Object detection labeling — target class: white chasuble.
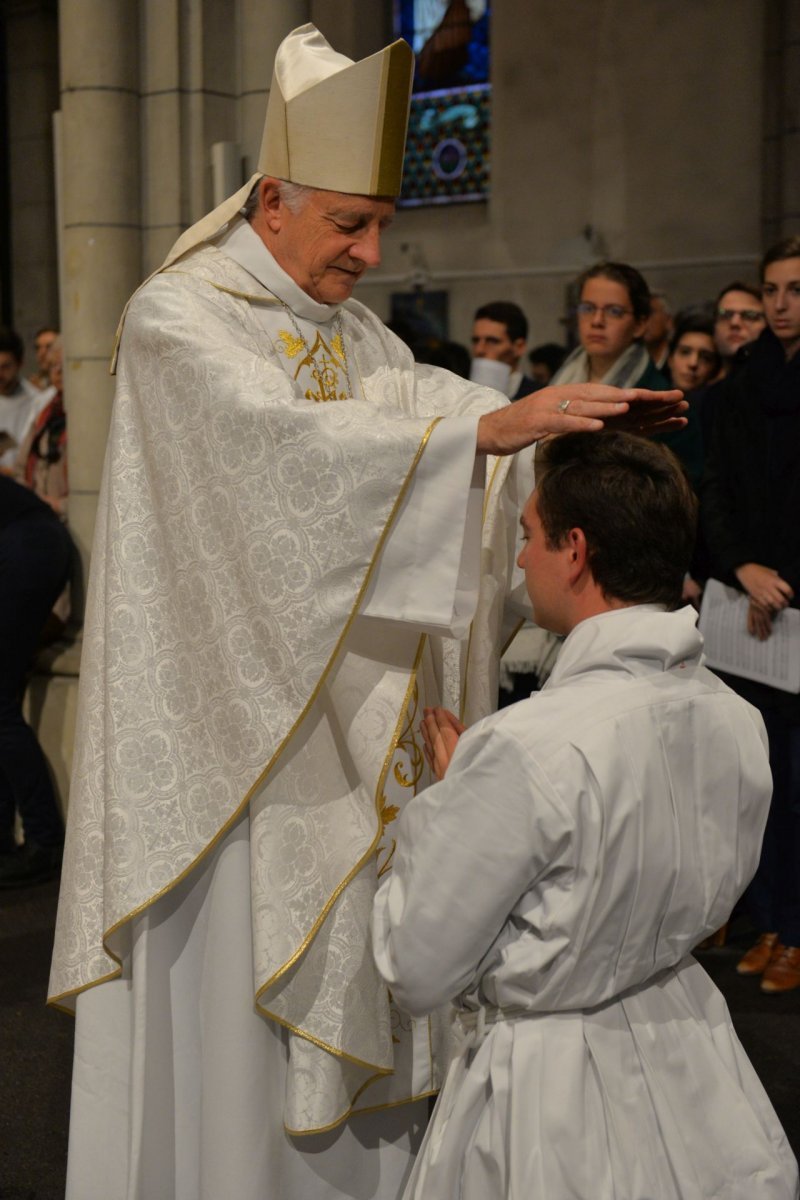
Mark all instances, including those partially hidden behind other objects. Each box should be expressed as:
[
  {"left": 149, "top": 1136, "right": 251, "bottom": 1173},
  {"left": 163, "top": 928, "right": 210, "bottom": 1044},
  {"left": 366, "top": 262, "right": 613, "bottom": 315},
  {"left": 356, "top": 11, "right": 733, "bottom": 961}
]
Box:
[{"left": 51, "top": 218, "right": 524, "bottom": 1195}]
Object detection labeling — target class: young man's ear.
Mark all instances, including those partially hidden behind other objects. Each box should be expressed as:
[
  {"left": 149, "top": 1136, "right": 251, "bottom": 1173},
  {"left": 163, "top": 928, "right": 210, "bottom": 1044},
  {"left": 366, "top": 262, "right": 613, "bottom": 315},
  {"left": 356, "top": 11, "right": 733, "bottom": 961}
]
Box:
[{"left": 565, "top": 527, "right": 589, "bottom": 581}]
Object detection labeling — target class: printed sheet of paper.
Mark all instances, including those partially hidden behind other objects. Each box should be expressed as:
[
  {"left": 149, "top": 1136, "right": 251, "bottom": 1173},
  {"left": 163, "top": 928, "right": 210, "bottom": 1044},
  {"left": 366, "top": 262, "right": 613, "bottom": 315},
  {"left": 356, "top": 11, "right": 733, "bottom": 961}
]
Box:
[{"left": 699, "top": 578, "right": 800, "bottom": 693}]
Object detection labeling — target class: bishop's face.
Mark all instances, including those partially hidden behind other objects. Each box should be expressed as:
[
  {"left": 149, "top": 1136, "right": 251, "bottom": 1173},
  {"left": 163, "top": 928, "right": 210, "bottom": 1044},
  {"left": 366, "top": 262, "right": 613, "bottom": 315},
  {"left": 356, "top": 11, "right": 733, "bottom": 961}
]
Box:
[{"left": 272, "top": 189, "right": 396, "bottom": 305}]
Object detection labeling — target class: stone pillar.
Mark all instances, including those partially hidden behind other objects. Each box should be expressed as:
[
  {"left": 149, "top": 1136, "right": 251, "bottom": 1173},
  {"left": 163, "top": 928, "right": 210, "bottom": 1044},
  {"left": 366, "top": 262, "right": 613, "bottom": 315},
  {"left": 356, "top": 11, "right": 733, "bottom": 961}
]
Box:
[
  {"left": 59, "top": 0, "right": 141, "bottom": 585},
  {"left": 763, "top": 0, "right": 800, "bottom": 242},
  {"left": 239, "top": 0, "right": 311, "bottom": 174},
  {"left": 139, "top": 0, "right": 183, "bottom": 271},
  {"left": 4, "top": 0, "right": 59, "bottom": 350},
  {"left": 309, "top": 0, "right": 390, "bottom": 59}
]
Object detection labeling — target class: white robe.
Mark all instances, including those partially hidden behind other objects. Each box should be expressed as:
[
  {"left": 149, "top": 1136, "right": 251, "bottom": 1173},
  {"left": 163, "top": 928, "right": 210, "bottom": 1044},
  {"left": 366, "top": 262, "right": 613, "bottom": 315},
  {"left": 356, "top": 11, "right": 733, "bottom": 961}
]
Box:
[
  {"left": 52, "top": 221, "right": 531, "bottom": 1198},
  {"left": 373, "top": 605, "right": 799, "bottom": 1199},
  {"left": 0, "top": 375, "right": 48, "bottom": 467}
]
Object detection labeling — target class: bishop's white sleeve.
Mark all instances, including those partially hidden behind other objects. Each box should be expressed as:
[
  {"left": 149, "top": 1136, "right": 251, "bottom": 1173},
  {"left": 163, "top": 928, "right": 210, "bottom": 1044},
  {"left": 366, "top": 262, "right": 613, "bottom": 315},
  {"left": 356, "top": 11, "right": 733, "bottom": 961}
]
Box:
[
  {"left": 359, "top": 416, "right": 485, "bottom": 638},
  {"left": 371, "top": 720, "right": 571, "bottom": 1016},
  {"left": 503, "top": 445, "right": 536, "bottom": 620}
]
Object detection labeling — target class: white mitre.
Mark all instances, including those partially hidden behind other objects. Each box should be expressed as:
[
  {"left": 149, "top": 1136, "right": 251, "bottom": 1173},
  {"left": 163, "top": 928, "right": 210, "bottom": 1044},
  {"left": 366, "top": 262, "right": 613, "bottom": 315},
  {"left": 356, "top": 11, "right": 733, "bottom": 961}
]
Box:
[
  {"left": 111, "top": 24, "right": 413, "bottom": 370},
  {"left": 161, "top": 24, "right": 413, "bottom": 270}
]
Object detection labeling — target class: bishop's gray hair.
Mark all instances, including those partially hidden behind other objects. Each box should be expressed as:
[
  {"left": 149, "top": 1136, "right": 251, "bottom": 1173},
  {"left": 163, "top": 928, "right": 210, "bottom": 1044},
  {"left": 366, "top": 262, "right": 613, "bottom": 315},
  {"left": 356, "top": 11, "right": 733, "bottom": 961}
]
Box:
[{"left": 242, "top": 179, "right": 314, "bottom": 221}]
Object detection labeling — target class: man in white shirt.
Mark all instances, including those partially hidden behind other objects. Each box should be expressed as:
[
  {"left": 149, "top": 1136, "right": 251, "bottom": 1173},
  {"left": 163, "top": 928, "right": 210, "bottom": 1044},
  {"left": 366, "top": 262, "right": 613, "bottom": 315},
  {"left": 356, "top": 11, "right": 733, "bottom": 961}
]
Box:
[
  {"left": 0, "top": 328, "right": 47, "bottom": 469},
  {"left": 470, "top": 300, "right": 540, "bottom": 399},
  {"left": 374, "top": 431, "right": 798, "bottom": 1199}
]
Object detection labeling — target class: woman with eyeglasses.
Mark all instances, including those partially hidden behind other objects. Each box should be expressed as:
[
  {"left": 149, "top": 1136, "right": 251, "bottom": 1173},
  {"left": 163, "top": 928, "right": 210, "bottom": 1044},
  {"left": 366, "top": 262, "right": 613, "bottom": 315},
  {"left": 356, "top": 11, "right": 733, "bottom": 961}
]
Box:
[
  {"left": 552, "top": 262, "right": 703, "bottom": 485},
  {"left": 701, "top": 235, "right": 800, "bottom": 994}
]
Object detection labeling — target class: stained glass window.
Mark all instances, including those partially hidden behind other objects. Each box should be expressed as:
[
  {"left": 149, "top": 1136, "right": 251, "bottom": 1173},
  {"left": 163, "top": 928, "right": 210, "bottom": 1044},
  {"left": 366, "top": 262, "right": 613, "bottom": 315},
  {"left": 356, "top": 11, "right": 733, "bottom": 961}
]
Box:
[{"left": 394, "top": 0, "right": 490, "bottom": 207}]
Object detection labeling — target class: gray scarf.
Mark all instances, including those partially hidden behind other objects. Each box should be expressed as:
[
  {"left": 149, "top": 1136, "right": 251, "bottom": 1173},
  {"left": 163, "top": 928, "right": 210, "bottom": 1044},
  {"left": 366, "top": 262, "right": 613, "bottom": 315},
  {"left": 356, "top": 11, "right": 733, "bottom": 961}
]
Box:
[{"left": 551, "top": 340, "right": 651, "bottom": 388}]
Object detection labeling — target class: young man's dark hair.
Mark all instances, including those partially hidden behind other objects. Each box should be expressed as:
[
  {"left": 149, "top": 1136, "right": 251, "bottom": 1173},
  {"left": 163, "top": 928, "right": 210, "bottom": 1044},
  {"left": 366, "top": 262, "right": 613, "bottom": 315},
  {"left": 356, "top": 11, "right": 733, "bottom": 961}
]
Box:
[
  {"left": 528, "top": 341, "right": 567, "bottom": 378},
  {"left": 535, "top": 431, "right": 697, "bottom": 610},
  {"left": 575, "top": 261, "right": 651, "bottom": 322},
  {"left": 668, "top": 313, "right": 717, "bottom": 354},
  {"left": 0, "top": 327, "right": 24, "bottom": 363},
  {"left": 714, "top": 279, "right": 762, "bottom": 308},
  {"left": 760, "top": 235, "right": 800, "bottom": 279},
  {"left": 473, "top": 300, "right": 528, "bottom": 344}
]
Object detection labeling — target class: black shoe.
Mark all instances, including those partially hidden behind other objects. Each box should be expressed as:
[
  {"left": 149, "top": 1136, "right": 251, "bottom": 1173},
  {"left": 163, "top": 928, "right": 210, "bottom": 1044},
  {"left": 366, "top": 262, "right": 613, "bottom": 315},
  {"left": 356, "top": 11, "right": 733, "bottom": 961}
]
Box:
[{"left": 0, "top": 841, "right": 63, "bottom": 888}]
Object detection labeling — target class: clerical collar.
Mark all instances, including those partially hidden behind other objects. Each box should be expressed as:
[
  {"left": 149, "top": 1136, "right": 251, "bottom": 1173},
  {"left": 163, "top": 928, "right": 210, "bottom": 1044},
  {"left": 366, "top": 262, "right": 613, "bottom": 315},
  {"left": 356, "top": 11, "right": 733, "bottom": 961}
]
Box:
[{"left": 215, "top": 218, "right": 340, "bottom": 324}]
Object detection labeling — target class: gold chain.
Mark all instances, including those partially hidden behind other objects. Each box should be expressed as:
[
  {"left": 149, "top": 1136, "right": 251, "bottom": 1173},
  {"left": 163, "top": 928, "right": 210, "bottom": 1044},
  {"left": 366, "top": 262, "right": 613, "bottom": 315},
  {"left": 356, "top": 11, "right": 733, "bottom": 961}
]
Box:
[{"left": 278, "top": 300, "right": 353, "bottom": 400}]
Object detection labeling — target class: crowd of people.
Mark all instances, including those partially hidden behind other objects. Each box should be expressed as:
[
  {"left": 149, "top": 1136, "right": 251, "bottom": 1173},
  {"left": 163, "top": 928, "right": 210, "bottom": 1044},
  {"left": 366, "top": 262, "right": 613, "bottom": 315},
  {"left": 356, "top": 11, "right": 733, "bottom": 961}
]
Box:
[
  {"left": 0, "top": 19, "right": 795, "bottom": 1200},
  {"left": 401, "top": 243, "right": 800, "bottom": 998}
]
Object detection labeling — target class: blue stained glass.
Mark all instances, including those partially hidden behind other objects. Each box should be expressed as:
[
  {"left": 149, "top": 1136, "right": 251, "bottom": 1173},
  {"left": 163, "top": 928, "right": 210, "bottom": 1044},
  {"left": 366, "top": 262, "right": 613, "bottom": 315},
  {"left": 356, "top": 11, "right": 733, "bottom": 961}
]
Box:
[{"left": 393, "top": 1, "right": 491, "bottom": 207}]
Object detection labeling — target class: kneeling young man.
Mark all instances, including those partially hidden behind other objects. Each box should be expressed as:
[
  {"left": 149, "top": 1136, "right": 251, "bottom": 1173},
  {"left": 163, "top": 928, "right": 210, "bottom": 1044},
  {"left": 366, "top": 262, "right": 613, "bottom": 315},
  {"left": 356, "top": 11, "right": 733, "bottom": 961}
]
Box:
[{"left": 372, "top": 432, "right": 798, "bottom": 1199}]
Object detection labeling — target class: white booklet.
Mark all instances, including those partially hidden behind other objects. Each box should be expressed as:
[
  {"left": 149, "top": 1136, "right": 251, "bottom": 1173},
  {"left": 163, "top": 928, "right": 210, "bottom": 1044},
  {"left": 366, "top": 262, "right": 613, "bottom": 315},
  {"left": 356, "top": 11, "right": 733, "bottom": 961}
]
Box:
[{"left": 698, "top": 578, "right": 800, "bottom": 693}]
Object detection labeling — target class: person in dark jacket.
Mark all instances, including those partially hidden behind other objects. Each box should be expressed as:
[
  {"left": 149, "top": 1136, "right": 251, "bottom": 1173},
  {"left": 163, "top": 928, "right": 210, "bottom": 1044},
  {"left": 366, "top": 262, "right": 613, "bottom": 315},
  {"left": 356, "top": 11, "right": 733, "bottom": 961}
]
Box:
[
  {"left": 700, "top": 235, "right": 800, "bottom": 991},
  {"left": 0, "top": 474, "right": 72, "bottom": 886}
]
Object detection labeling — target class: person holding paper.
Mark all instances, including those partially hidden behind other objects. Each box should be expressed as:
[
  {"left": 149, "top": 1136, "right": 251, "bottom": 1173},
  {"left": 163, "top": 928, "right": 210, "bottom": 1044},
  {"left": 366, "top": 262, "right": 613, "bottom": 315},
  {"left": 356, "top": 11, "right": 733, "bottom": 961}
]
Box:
[{"left": 701, "top": 235, "right": 800, "bottom": 992}]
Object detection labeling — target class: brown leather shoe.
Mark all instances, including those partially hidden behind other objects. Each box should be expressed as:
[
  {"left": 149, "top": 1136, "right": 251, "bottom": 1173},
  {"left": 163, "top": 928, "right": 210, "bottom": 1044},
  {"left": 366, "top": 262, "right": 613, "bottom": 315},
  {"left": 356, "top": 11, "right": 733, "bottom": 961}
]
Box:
[
  {"left": 736, "top": 932, "right": 781, "bottom": 976},
  {"left": 761, "top": 945, "right": 800, "bottom": 993}
]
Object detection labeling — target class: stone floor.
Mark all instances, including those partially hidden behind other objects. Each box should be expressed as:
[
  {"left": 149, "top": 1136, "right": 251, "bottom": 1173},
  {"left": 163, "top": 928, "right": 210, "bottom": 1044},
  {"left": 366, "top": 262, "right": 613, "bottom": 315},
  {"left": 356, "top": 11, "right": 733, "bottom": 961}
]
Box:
[{"left": 1, "top": 881, "right": 798, "bottom": 1199}]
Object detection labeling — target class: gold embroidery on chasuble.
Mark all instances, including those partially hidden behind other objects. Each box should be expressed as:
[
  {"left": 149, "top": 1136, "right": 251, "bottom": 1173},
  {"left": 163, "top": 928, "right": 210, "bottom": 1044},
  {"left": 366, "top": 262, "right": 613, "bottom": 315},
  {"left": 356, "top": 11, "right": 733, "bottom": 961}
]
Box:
[
  {"left": 377, "top": 682, "right": 425, "bottom": 879},
  {"left": 277, "top": 328, "right": 350, "bottom": 403}
]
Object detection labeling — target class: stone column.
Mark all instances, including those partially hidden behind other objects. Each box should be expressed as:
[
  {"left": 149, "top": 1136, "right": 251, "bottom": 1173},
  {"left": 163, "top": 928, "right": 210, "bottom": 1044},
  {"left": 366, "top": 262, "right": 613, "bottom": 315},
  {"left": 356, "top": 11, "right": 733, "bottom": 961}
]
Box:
[
  {"left": 309, "top": 0, "right": 390, "bottom": 60},
  {"left": 4, "top": 0, "right": 59, "bottom": 349},
  {"left": 763, "top": 0, "right": 800, "bottom": 242},
  {"left": 239, "top": 0, "right": 311, "bottom": 174},
  {"left": 59, "top": 0, "right": 141, "bottom": 585}
]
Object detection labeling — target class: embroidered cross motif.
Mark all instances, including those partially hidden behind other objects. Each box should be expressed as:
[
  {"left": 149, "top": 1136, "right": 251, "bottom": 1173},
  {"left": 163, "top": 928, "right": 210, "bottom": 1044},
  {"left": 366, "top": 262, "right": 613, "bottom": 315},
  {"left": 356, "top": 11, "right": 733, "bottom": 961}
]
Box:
[{"left": 280, "top": 329, "right": 350, "bottom": 403}]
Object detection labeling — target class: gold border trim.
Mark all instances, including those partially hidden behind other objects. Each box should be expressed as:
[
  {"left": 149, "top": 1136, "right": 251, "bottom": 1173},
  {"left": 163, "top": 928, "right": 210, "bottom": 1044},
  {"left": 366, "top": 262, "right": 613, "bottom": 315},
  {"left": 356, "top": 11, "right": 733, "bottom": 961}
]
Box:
[
  {"left": 206, "top": 280, "right": 282, "bottom": 305},
  {"left": 48, "top": 417, "right": 443, "bottom": 1011},
  {"left": 256, "top": 635, "right": 432, "bottom": 1130},
  {"left": 500, "top": 616, "right": 525, "bottom": 658},
  {"left": 286, "top": 1085, "right": 438, "bottom": 1138},
  {"left": 254, "top": 631, "right": 426, "bottom": 1013},
  {"left": 482, "top": 454, "right": 505, "bottom": 523},
  {"left": 350, "top": 1088, "right": 438, "bottom": 1121},
  {"left": 460, "top": 454, "right": 507, "bottom": 720},
  {"left": 253, "top": 1005, "right": 394, "bottom": 1073}
]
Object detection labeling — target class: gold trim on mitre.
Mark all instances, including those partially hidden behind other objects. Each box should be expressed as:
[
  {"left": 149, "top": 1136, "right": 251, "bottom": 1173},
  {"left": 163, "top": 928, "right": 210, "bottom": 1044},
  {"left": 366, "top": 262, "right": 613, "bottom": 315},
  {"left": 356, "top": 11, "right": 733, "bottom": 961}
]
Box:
[{"left": 258, "top": 24, "right": 412, "bottom": 197}]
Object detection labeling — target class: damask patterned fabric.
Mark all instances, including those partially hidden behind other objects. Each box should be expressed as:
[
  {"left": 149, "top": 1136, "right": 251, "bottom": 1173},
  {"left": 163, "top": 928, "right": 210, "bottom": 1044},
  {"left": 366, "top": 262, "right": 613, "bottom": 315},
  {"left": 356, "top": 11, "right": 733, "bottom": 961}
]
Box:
[{"left": 50, "top": 231, "right": 521, "bottom": 1134}]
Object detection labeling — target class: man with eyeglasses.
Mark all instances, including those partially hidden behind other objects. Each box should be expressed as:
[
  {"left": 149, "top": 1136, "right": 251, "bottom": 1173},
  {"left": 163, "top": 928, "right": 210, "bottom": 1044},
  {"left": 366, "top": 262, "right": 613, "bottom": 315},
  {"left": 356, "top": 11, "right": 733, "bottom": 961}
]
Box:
[
  {"left": 693, "top": 282, "right": 766, "bottom": 452},
  {"left": 713, "top": 281, "right": 765, "bottom": 376}
]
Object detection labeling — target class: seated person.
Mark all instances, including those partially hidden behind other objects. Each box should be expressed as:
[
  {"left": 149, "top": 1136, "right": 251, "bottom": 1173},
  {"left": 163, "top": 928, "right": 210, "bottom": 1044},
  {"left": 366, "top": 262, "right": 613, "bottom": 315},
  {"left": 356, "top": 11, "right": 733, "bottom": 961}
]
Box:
[
  {"left": 372, "top": 430, "right": 797, "bottom": 1200},
  {"left": 16, "top": 335, "right": 68, "bottom": 516},
  {"left": 0, "top": 327, "right": 47, "bottom": 470},
  {"left": 28, "top": 326, "right": 58, "bottom": 391}
]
